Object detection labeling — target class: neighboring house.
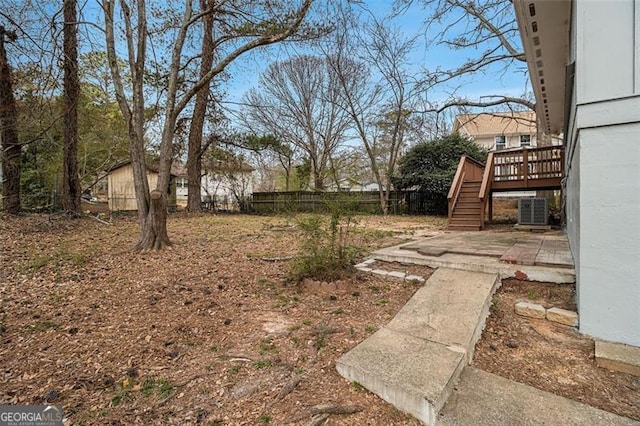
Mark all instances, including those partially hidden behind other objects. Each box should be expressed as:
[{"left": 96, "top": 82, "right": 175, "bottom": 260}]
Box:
[
  {"left": 327, "top": 178, "right": 380, "bottom": 192},
  {"left": 106, "top": 161, "right": 177, "bottom": 211},
  {"left": 454, "top": 112, "right": 548, "bottom": 198},
  {"left": 170, "top": 161, "right": 255, "bottom": 210},
  {"left": 172, "top": 164, "right": 189, "bottom": 206},
  {"left": 201, "top": 159, "right": 255, "bottom": 211},
  {"left": 453, "top": 111, "right": 538, "bottom": 151},
  {"left": 514, "top": 0, "right": 640, "bottom": 347}
]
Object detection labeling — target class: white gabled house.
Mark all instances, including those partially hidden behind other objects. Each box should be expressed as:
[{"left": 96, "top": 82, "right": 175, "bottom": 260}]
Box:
[
  {"left": 173, "top": 160, "right": 255, "bottom": 211},
  {"left": 453, "top": 111, "right": 539, "bottom": 151},
  {"left": 514, "top": 0, "right": 640, "bottom": 346}
]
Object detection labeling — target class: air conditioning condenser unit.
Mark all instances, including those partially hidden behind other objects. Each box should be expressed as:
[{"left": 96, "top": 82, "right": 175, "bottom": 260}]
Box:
[{"left": 518, "top": 198, "right": 548, "bottom": 225}]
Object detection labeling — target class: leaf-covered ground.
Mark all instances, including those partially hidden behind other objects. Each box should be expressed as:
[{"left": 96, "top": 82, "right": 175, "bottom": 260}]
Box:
[
  {"left": 474, "top": 279, "right": 640, "bottom": 421},
  {"left": 0, "top": 213, "right": 444, "bottom": 425}
]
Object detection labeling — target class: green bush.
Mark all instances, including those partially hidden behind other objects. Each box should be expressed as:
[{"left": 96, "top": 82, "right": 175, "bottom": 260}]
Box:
[
  {"left": 392, "top": 133, "right": 488, "bottom": 199},
  {"left": 289, "top": 202, "right": 362, "bottom": 282}
]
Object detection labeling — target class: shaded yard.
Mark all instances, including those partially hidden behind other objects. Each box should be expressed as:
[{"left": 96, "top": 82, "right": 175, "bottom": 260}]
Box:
[
  {"left": 0, "top": 213, "right": 442, "bottom": 425},
  {"left": 3, "top": 212, "right": 634, "bottom": 424}
]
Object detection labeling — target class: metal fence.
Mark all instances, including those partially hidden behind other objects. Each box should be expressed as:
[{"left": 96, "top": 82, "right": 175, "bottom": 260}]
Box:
[{"left": 250, "top": 190, "right": 447, "bottom": 215}]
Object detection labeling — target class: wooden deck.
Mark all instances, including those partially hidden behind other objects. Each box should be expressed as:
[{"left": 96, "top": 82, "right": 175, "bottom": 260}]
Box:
[
  {"left": 448, "top": 146, "right": 564, "bottom": 230},
  {"left": 491, "top": 147, "right": 564, "bottom": 191}
]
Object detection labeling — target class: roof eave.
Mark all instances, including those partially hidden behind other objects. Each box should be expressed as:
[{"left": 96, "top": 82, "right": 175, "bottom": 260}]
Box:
[{"left": 514, "top": 0, "right": 571, "bottom": 135}]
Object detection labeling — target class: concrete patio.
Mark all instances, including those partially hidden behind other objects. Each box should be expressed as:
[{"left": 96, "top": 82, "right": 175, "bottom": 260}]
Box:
[
  {"left": 335, "top": 229, "right": 640, "bottom": 425},
  {"left": 370, "top": 229, "right": 575, "bottom": 283}
]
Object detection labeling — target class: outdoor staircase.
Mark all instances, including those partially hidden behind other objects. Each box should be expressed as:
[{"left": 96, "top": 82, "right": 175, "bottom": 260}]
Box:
[
  {"left": 448, "top": 180, "right": 483, "bottom": 231},
  {"left": 447, "top": 147, "right": 565, "bottom": 231}
]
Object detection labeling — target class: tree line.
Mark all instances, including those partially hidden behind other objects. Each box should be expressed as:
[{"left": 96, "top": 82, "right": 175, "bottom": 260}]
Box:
[{"left": 1, "top": 0, "right": 533, "bottom": 250}]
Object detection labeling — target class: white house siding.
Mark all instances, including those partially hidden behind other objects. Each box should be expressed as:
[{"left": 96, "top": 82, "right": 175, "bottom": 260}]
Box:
[
  {"left": 575, "top": 0, "right": 638, "bottom": 103},
  {"left": 473, "top": 134, "right": 538, "bottom": 151},
  {"left": 564, "top": 0, "right": 640, "bottom": 346},
  {"left": 176, "top": 177, "right": 188, "bottom": 204},
  {"left": 576, "top": 125, "right": 640, "bottom": 346},
  {"left": 201, "top": 172, "right": 254, "bottom": 210}
]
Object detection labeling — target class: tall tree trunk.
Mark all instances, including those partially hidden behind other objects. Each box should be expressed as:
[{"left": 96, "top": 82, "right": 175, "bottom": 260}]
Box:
[
  {"left": 186, "top": 0, "right": 214, "bottom": 213},
  {"left": 62, "top": 0, "right": 81, "bottom": 213},
  {"left": 284, "top": 168, "right": 290, "bottom": 191},
  {"left": 103, "top": 0, "right": 313, "bottom": 250},
  {"left": 313, "top": 172, "right": 324, "bottom": 191},
  {"left": 0, "top": 27, "right": 20, "bottom": 214},
  {"left": 136, "top": 189, "right": 170, "bottom": 250}
]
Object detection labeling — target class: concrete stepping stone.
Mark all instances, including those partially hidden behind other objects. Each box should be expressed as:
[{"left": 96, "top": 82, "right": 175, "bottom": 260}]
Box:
[
  {"left": 336, "top": 268, "right": 500, "bottom": 425},
  {"left": 399, "top": 242, "right": 429, "bottom": 251},
  {"left": 371, "top": 243, "right": 575, "bottom": 284},
  {"left": 596, "top": 340, "right": 640, "bottom": 377},
  {"left": 500, "top": 240, "right": 542, "bottom": 265},
  {"left": 337, "top": 327, "right": 465, "bottom": 425},
  {"left": 386, "top": 268, "right": 499, "bottom": 357},
  {"left": 535, "top": 238, "right": 574, "bottom": 268}
]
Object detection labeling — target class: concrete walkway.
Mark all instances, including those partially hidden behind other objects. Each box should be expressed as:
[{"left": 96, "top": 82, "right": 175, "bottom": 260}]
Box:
[
  {"left": 337, "top": 268, "right": 500, "bottom": 425},
  {"left": 336, "top": 230, "right": 638, "bottom": 425},
  {"left": 439, "top": 367, "right": 638, "bottom": 425}
]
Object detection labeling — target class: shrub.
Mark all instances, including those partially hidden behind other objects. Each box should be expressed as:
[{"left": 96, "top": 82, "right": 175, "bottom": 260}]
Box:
[
  {"left": 289, "top": 201, "right": 361, "bottom": 282},
  {"left": 392, "top": 133, "right": 488, "bottom": 200}
]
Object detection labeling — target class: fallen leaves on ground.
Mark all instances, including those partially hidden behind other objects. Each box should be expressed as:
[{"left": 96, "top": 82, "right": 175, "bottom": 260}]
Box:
[
  {"left": 474, "top": 279, "right": 640, "bottom": 421},
  {"left": 0, "top": 212, "right": 441, "bottom": 425}
]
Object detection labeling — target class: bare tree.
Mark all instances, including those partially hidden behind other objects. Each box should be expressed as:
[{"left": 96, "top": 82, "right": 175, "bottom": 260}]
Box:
[
  {"left": 61, "top": 0, "right": 81, "bottom": 214},
  {"left": 241, "top": 134, "right": 296, "bottom": 191},
  {"left": 0, "top": 26, "right": 20, "bottom": 213},
  {"left": 395, "top": 0, "right": 535, "bottom": 113},
  {"left": 244, "top": 55, "right": 351, "bottom": 190},
  {"left": 325, "top": 15, "right": 416, "bottom": 213},
  {"left": 103, "top": 0, "right": 313, "bottom": 250}
]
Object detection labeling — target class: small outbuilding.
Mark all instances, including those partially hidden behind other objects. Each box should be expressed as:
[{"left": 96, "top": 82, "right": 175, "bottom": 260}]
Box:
[{"left": 106, "top": 161, "right": 177, "bottom": 211}]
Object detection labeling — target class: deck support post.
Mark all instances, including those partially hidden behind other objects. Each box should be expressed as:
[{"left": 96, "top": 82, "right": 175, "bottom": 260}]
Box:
[
  {"left": 488, "top": 194, "right": 493, "bottom": 222},
  {"left": 523, "top": 149, "right": 529, "bottom": 187}
]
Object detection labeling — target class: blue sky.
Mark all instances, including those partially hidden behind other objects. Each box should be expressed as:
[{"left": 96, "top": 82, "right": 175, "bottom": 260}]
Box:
[{"left": 221, "top": 0, "right": 530, "bottom": 114}]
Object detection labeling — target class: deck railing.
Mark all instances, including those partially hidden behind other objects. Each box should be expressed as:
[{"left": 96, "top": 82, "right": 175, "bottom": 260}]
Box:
[
  {"left": 479, "top": 151, "right": 495, "bottom": 228},
  {"left": 493, "top": 146, "right": 564, "bottom": 185}
]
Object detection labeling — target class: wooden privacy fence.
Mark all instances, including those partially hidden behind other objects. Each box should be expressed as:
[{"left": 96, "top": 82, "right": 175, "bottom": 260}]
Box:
[{"left": 250, "top": 190, "right": 447, "bottom": 215}]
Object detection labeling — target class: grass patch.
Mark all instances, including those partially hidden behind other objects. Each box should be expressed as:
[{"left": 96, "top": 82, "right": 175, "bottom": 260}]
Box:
[
  {"left": 253, "top": 360, "right": 272, "bottom": 369},
  {"left": 352, "top": 381, "right": 365, "bottom": 391},
  {"left": 28, "top": 320, "right": 58, "bottom": 332},
  {"left": 258, "top": 413, "right": 271, "bottom": 424},
  {"left": 140, "top": 377, "right": 173, "bottom": 399},
  {"left": 258, "top": 338, "right": 277, "bottom": 355}
]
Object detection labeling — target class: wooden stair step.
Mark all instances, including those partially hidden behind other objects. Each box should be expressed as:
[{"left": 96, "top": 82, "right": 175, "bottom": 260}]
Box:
[
  {"left": 451, "top": 215, "right": 482, "bottom": 221},
  {"left": 448, "top": 224, "right": 482, "bottom": 231},
  {"left": 454, "top": 209, "right": 481, "bottom": 215}
]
